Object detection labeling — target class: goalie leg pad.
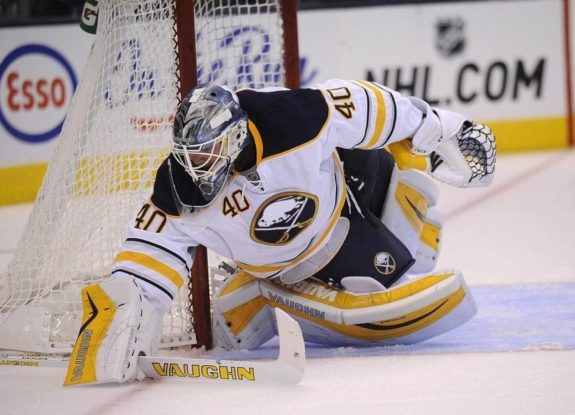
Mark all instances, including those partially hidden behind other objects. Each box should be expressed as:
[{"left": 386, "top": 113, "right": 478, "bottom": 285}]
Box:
[
  {"left": 212, "top": 271, "right": 276, "bottom": 350},
  {"left": 260, "top": 270, "right": 476, "bottom": 346},
  {"left": 410, "top": 207, "right": 442, "bottom": 274},
  {"left": 380, "top": 166, "right": 439, "bottom": 262},
  {"left": 211, "top": 269, "right": 476, "bottom": 349},
  {"left": 64, "top": 277, "right": 161, "bottom": 386}
]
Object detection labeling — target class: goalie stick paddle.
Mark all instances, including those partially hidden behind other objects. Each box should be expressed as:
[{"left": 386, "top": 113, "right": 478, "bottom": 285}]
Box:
[
  {"left": 0, "top": 308, "right": 306, "bottom": 385},
  {"left": 139, "top": 308, "right": 305, "bottom": 384}
]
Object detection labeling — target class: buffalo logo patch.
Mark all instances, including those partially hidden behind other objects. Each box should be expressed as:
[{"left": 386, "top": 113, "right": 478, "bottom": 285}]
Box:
[
  {"left": 374, "top": 252, "right": 396, "bottom": 275},
  {"left": 251, "top": 192, "right": 318, "bottom": 245}
]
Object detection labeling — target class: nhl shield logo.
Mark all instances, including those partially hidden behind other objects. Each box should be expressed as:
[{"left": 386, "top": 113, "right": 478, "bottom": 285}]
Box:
[
  {"left": 251, "top": 192, "right": 318, "bottom": 245},
  {"left": 436, "top": 17, "right": 465, "bottom": 58},
  {"left": 374, "top": 252, "right": 396, "bottom": 275}
]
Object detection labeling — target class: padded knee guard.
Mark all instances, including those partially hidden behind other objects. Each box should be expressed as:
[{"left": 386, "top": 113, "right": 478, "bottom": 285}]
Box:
[
  {"left": 380, "top": 166, "right": 442, "bottom": 274},
  {"left": 212, "top": 272, "right": 276, "bottom": 350}
]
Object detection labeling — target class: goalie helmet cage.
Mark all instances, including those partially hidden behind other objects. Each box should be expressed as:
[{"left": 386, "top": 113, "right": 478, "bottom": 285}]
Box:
[{"left": 0, "top": 0, "right": 300, "bottom": 354}]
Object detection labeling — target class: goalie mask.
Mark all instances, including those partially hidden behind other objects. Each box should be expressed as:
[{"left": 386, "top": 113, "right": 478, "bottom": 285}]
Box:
[{"left": 171, "top": 84, "right": 248, "bottom": 205}]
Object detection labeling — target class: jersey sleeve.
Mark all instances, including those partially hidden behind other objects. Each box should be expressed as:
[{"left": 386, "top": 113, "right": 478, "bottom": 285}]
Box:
[
  {"left": 312, "top": 79, "right": 425, "bottom": 150},
  {"left": 111, "top": 170, "right": 199, "bottom": 312}
]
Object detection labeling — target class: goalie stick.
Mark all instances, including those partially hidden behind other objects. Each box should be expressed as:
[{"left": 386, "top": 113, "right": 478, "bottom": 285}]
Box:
[{"left": 0, "top": 308, "right": 306, "bottom": 385}]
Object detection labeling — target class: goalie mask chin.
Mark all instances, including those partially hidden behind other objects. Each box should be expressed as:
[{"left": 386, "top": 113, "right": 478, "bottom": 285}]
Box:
[{"left": 171, "top": 84, "right": 248, "bottom": 207}]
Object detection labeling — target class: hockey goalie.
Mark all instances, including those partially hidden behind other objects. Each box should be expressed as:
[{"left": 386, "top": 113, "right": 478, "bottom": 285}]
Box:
[{"left": 64, "top": 80, "right": 496, "bottom": 385}]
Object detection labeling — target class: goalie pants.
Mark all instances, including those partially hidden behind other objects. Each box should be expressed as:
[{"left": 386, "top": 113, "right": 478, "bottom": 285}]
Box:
[{"left": 313, "top": 149, "right": 415, "bottom": 289}]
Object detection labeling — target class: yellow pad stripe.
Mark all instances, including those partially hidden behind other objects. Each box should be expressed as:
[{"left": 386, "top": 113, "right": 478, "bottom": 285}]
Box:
[
  {"left": 115, "top": 251, "right": 184, "bottom": 288},
  {"left": 64, "top": 285, "right": 116, "bottom": 386},
  {"left": 223, "top": 296, "right": 268, "bottom": 336},
  {"left": 420, "top": 221, "right": 440, "bottom": 251},
  {"left": 265, "top": 272, "right": 454, "bottom": 310},
  {"left": 271, "top": 285, "right": 465, "bottom": 341},
  {"left": 220, "top": 272, "right": 258, "bottom": 296},
  {"left": 396, "top": 182, "right": 428, "bottom": 233}
]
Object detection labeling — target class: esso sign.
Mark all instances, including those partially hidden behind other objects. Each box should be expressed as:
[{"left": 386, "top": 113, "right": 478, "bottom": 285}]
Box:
[
  {"left": 0, "top": 44, "right": 77, "bottom": 143},
  {"left": 6, "top": 72, "right": 67, "bottom": 110}
]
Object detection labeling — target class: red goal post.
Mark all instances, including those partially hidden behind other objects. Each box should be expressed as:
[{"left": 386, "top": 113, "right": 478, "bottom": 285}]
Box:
[{"left": 176, "top": 0, "right": 300, "bottom": 350}]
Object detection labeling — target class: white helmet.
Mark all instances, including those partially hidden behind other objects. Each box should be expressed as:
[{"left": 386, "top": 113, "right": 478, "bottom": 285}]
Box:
[{"left": 171, "top": 84, "right": 248, "bottom": 203}]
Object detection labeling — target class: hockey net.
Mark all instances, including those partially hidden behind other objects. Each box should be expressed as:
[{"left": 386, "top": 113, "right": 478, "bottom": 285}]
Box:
[{"left": 0, "top": 0, "right": 298, "bottom": 355}]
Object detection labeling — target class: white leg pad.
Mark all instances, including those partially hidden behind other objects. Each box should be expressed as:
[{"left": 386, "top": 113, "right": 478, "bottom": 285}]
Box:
[
  {"left": 212, "top": 272, "right": 276, "bottom": 350},
  {"left": 261, "top": 269, "right": 477, "bottom": 346},
  {"left": 381, "top": 167, "right": 439, "bottom": 258},
  {"left": 210, "top": 269, "right": 476, "bottom": 349},
  {"left": 410, "top": 207, "right": 443, "bottom": 274},
  {"left": 340, "top": 276, "right": 387, "bottom": 293}
]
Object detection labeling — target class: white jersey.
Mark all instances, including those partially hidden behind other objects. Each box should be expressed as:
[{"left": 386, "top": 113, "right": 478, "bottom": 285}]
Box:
[{"left": 112, "top": 80, "right": 424, "bottom": 304}]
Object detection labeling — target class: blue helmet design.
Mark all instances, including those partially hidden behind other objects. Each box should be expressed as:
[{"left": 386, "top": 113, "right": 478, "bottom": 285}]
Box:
[{"left": 171, "top": 84, "right": 248, "bottom": 204}]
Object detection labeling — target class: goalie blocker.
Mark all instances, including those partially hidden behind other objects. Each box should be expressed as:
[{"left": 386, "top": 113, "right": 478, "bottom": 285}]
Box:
[{"left": 213, "top": 269, "right": 476, "bottom": 349}]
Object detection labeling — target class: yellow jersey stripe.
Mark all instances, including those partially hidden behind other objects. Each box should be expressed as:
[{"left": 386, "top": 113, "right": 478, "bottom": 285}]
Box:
[
  {"left": 247, "top": 120, "right": 264, "bottom": 164},
  {"left": 114, "top": 251, "right": 184, "bottom": 288},
  {"left": 353, "top": 80, "right": 387, "bottom": 149}
]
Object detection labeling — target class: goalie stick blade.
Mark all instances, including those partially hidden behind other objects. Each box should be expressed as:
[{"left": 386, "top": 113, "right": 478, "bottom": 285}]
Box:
[
  {"left": 275, "top": 307, "right": 305, "bottom": 377},
  {"left": 138, "top": 308, "right": 306, "bottom": 384},
  {"left": 0, "top": 309, "right": 306, "bottom": 385},
  {"left": 0, "top": 354, "right": 70, "bottom": 368}
]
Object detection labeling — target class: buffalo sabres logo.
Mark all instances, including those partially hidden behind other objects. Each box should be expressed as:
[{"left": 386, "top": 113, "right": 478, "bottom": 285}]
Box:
[
  {"left": 251, "top": 192, "right": 318, "bottom": 245},
  {"left": 374, "top": 252, "right": 396, "bottom": 275}
]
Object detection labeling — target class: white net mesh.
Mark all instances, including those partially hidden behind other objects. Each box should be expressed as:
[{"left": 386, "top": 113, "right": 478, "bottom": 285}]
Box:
[
  {"left": 195, "top": 0, "right": 285, "bottom": 88},
  {"left": 0, "top": 0, "right": 288, "bottom": 354}
]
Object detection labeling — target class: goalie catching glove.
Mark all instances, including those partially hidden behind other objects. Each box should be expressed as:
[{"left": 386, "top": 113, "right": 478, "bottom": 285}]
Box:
[
  {"left": 64, "top": 277, "right": 162, "bottom": 386},
  {"left": 390, "top": 97, "right": 496, "bottom": 188}
]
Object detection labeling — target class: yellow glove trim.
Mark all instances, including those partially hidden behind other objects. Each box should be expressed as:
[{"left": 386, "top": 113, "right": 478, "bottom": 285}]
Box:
[
  {"left": 64, "top": 284, "right": 116, "bottom": 386},
  {"left": 387, "top": 140, "right": 429, "bottom": 171}
]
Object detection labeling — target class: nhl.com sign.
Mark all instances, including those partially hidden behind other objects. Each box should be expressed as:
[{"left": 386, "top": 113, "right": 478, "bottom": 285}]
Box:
[{"left": 0, "top": 44, "right": 77, "bottom": 143}]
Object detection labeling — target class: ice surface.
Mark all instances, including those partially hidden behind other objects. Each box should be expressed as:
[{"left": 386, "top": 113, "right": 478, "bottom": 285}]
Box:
[{"left": 1, "top": 149, "right": 574, "bottom": 414}]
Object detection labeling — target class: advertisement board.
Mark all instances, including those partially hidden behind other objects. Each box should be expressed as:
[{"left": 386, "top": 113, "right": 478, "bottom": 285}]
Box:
[
  {"left": 0, "top": 25, "right": 93, "bottom": 163},
  {"left": 298, "top": 0, "right": 568, "bottom": 152},
  {"left": 0, "top": 25, "right": 93, "bottom": 203},
  {"left": 0, "top": 1, "right": 572, "bottom": 205}
]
